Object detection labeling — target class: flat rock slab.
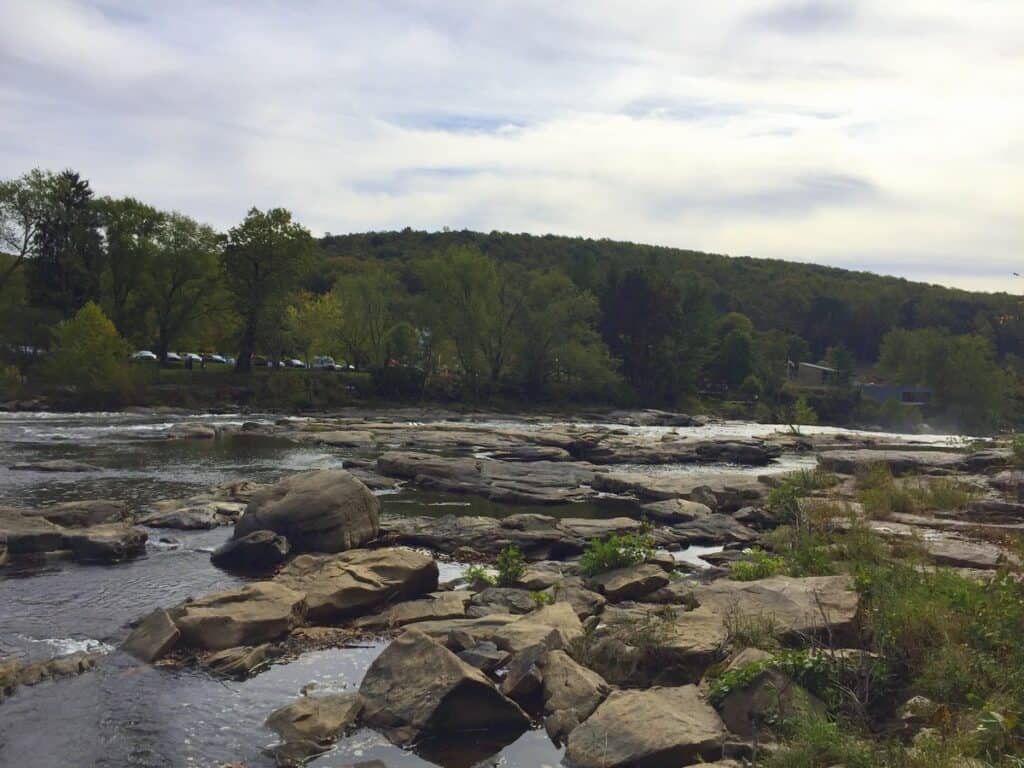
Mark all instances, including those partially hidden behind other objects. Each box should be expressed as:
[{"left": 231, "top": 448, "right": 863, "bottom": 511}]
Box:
[
  {"left": 171, "top": 582, "right": 307, "bottom": 651},
  {"left": 587, "top": 563, "right": 670, "bottom": 602},
  {"left": 266, "top": 692, "right": 363, "bottom": 745},
  {"left": 566, "top": 685, "right": 727, "bottom": 768},
  {"left": 817, "top": 449, "right": 966, "bottom": 476},
  {"left": 592, "top": 472, "right": 767, "bottom": 512},
  {"left": 492, "top": 602, "right": 584, "bottom": 654},
  {"left": 354, "top": 591, "right": 471, "bottom": 630},
  {"left": 22, "top": 500, "right": 130, "bottom": 527}
]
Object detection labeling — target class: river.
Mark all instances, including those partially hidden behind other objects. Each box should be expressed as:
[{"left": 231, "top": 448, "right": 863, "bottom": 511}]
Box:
[{"left": 0, "top": 411, "right": 959, "bottom": 767}]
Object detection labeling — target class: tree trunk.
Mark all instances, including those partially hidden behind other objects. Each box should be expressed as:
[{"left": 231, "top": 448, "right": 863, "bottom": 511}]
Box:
[{"left": 236, "top": 320, "right": 256, "bottom": 373}]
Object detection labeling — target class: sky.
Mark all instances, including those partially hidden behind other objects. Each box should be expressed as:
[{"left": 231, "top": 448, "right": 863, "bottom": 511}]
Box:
[{"left": 1, "top": 1, "right": 1022, "bottom": 292}]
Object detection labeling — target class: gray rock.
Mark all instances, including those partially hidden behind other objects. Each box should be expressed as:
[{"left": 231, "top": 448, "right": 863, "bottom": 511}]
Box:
[
  {"left": 587, "top": 563, "right": 670, "bottom": 602},
  {"left": 457, "top": 641, "right": 510, "bottom": 673},
  {"left": 23, "top": 500, "right": 130, "bottom": 527},
  {"left": 540, "top": 650, "right": 610, "bottom": 742},
  {"left": 353, "top": 591, "right": 471, "bottom": 630},
  {"left": 203, "top": 643, "right": 284, "bottom": 679},
  {"left": 641, "top": 498, "right": 713, "bottom": 523},
  {"left": 122, "top": 608, "right": 181, "bottom": 662},
  {"left": 64, "top": 524, "right": 147, "bottom": 563},
  {"left": 234, "top": 470, "right": 380, "bottom": 554},
  {"left": 171, "top": 582, "right": 307, "bottom": 651},
  {"left": 211, "top": 530, "right": 290, "bottom": 572}
]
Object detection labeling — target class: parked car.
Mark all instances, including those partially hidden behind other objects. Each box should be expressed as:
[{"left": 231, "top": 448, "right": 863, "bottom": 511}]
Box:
[
  {"left": 165, "top": 352, "right": 182, "bottom": 363},
  {"left": 284, "top": 358, "right": 306, "bottom": 368},
  {"left": 182, "top": 353, "right": 203, "bottom": 363},
  {"left": 131, "top": 350, "right": 157, "bottom": 361},
  {"left": 223, "top": 356, "right": 236, "bottom": 366},
  {"left": 202, "top": 353, "right": 227, "bottom": 364},
  {"left": 312, "top": 356, "right": 337, "bottom": 370}
]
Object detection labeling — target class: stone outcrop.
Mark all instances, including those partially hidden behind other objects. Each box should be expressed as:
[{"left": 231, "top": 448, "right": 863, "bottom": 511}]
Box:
[
  {"left": 233, "top": 469, "right": 380, "bottom": 553},
  {"left": 276, "top": 547, "right": 438, "bottom": 624},
  {"left": 122, "top": 608, "right": 181, "bottom": 662},
  {"left": 265, "top": 691, "right": 363, "bottom": 752},
  {"left": 817, "top": 449, "right": 966, "bottom": 476},
  {"left": 540, "top": 650, "right": 610, "bottom": 742},
  {"left": 170, "top": 582, "right": 307, "bottom": 651},
  {"left": 359, "top": 628, "right": 530, "bottom": 745},
  {"left": 586, "top": 563, "right": 670, "bottom": 602},
  {"left": 491, "top": 602, "right": 584, "bottom": 653},
  {"left": 0, "top": 507, "right": 147, "bottom": 563},
  {"left": 592, "top": 471, "right": 767, "bottom": 512},
  {"left": 565, "top": 685, "right": 727, "bottom": 768}
]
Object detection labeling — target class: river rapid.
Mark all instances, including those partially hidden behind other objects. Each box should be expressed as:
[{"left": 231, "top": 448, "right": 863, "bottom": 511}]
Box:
[{"left": 0, "top": 411, "right": 962, "bottom": 767}]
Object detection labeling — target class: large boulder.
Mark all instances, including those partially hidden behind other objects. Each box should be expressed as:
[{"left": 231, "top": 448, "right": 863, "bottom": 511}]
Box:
[
  {"left": 492, "top": 602, "right": 584, "bottom": 654},
  {"left": 171, "top": 582, "right": 306, "bottom": 651},
  {"left": 275, "top": 547, "right": 438, "bottom": 623},
  {"left": 122, "top": 608, "right": 181, "bottom": 662},
  {"left": 541, "top": 650, "right": 610, "bottom": 742},
  {"left": 211, "top": 530, "right": 290, "bottom": 572},
  {"left": 587, "top": 563, "right": 670, "bottom": 602},
  {"left": 234, "top": 470, "right": 379, "bottom": 553},
  {"left": 0, "top": 507, "right": 65, "bottom": 554},
  {"left": 359, "top": 629, "right": 530, "bottom": 745},
  {"left": 566, "top": 685, "right": 727, "bottom": 768},
  {"left": 716, "top": 667, "right": 825, "bottom": 741},
  {"left": 64, "top": 524, "right": 147, "bottom": 563}
]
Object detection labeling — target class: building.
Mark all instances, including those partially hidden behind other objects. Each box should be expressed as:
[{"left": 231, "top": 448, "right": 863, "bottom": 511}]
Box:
[
  {"left": 860, "top": 384, "right": 932, "bottom": 406},
  {"left": 792, "top": 362, "right": 840, "bottom": 387}
]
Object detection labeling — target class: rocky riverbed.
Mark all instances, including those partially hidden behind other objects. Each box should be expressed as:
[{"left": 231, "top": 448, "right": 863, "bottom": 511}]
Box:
[{"left": 0, "top": 409, "right": 1008, "bottom": 767}]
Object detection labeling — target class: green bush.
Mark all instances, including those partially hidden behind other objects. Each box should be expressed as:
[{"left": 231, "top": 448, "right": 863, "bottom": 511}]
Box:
[
  {"left": 0, "top": 365, "right": 22, "bottom": 400},
  {"left": 730, "top": 549, "right": 786, "bottom": 581},
  {"left": 578, "top": 533, "right": 654, "bottom": 576},
  {"left": 463, "top": 564, "right": 495, "bottom": 587},
  {"left": 495, "top": 544, "right": 526, "bottom": 586},
  {"left": 761, "top": 715, "right": 876, "bottom": 768}
]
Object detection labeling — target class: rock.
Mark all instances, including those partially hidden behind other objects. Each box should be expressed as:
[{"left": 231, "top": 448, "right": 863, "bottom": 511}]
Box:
[
  {"left": 641, "top": 498, "right": 713, "bottom": 523},
  {"left": 492, "top": 603, "right": 584, "bottom": 654},
  {"left": 659, "top": 515, "right": 760, "bottom": 546},
  {"left": 266, "top": 692, "right": 363, "bottom": 745},
  {"left": 565, "top": 685, "right": 727, "bottom": 768},
  {"left": 380, "top": 514, "right": 584, "bottom": 560},
  {"left": 469, "top": 587, "right": 537, "bottom": 616},
  {"left": 23, "top": 500, "right": 130, "bottom": 527},
  {"left": 359, "top": 628, "right": 530, "bottom": 745},
  {"left": 817, "top": 449, "right": 965, "bottom": 476},
  {"left": 540, "top": 650, "right": 610, "bottom": 742},
  {"left": 168, "top": 422, "right": 218, "bottom": 439},
  {"left": 8, "top": 459, "right": 100, "bottom": 472},
  {"left": 122, "top": 608, "right": 181, "bottom": 662},
  {"left": 276, "top": 548, "right": 438, "bottom": 623},
  {"left": 691, "top": 574, "right": 860, "bottom": 643},
  {"left": 560, "top": 517, "right": 644, "bottom": 541},
  {"left": 0, "top": 507, "right": 65, "bottom": 554},
  {"left": 65, "top": 524, "right": 147, "bottom": 563},
  {"left": 587, "top": 563, "right": 670, "bottom": 602},
  {"left": 457, "top": 641, "right": 511, "bottom": 673},
  {"left": 171, "top": 582, "right": 306, "bottom": 651},
  {"left": 203, "top": 643, "right": 284, "bottom": 679},
  {"left": 1, "top": 656, "right": 24, "bottom": 701},
  {"left": 545, "top": 578, "right": 606, "bottom": 619},
  {"left": 234, "top": 470, "right": 379, "bottom": 554},
  {"left": 18, "top": 651, "right": 99, "bottom": 686},
  {"left": 593, "top": 471, "right": 767, "bottom": 512},
  {"left": 716, "top": 668, "right": 826, "bottom": 740},
  {"left": 353, "top": 591, "right": 471, "bottom": 630},
  {"left": 138, "top": 500, "right": 242, "bottom": 530},
  {"left": 499, "top": 644, "right": 548, "bottom": 704},
  {"left": 410, "top": 614, "right": 520, "bottom": 647},
  {"left": 376, "top": 451, "right": 600, "bottom": 505},
  {"left": 211, "top": 530, "right": 290, "bottom": 572}
]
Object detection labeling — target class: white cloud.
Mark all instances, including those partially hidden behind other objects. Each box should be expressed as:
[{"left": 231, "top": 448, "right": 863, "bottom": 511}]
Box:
[{"left": 0, "top": 0, "right": 1021, "bottom": 291}]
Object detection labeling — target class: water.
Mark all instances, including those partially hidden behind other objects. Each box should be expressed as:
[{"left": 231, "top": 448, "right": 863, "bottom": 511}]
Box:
[{"left": 0, "top": 411, "right": 966, "bottom": 767}]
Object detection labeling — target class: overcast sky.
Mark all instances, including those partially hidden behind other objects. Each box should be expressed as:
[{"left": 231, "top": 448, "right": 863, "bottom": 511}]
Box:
[{"left": 2, "top": 1, "right": 1021, "bottom": 292}]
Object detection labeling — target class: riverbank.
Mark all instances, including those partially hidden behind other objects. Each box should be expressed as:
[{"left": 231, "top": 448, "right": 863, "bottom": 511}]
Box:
[{"left": 0, "top": 411, "right": 1018, "bottom": 767}]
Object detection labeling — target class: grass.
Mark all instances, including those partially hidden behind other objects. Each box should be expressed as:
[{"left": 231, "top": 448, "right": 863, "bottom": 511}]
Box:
[
  {"left": 578, "top": 532, "right": 655, "bottom": 576},
  {"left": 857, "top": 463, "right": 980, "bottom": 518},
  {"left": 730, "top": 549, "right": 786, "bottom": 581}
]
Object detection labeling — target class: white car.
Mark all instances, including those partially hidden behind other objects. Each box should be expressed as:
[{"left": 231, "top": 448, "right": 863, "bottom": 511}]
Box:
[
  {"left": 182, "top": 353, "right": 203, "bottom": 363},
  {"left": 312, "top": 356, "right": 337, "bottom": 370},
  {"left": 131, "top": 350, "right": 157, "bottom": 361},
  {"left": 284, "top": 358, "right": 306, "bottom": 368},
  {"left": 203, "top": 353, "right": 227, "bottom": 364},
  {"left": 165, "top": 352, "right": 182, "bottom": 363}
]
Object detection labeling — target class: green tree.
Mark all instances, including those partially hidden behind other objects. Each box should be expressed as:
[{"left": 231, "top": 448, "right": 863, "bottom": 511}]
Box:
[
  {"left": 222, "top": 208, "right": 315, "bottom": 372},
  {"left": 144, "top": 212, "right": 224, "bottom": 362},
  {"left": 27, "top": 170, "right": 103, "bottom": 318},
  {"left": 824, "top": 344, "right": 855, "bottom": 387},
  {"left": 285, "top": 291, "right": 344, "bottom": 362},
  {"left": 334, "top": 267, "right": 408, "bottom": 369},
  {"left": 0, "top": 168, "right": 53, "bottom": 291},
  {"left": 96, "top": 196, "right": 163, "bottom": 336},
  {"left": 44, "top": 301, "right": 133, "bottom": 396}
]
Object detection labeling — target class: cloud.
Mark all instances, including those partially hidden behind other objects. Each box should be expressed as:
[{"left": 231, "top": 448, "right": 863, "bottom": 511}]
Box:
[{"left": 0, "top": 0, "right": 1021, "bottom": 292}]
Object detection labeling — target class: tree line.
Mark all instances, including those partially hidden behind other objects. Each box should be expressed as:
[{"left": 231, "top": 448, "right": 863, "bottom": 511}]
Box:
[{"left": 0, "top": 168, "right": 1018, "bottom": 429}]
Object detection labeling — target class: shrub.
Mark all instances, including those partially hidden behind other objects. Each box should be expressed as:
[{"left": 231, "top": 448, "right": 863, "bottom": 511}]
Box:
[
  {"left": 0, "top": 365, "right": 22, "bottom": 400},
  {"left": 730, "top": 549, "right": 786, "bottom": 581},
  {"left": 495, "top": 544, "right": 526, "bottom": 586},
  {"left": 857, "top": 463, "right": 917, "bottom": 518},
  {"left": 463, "top": 564, "right": 495, "bottom": 587},
  {"left": 761, "top": 715, "right": 876, "bottom": 768},
  {"left": 1012, "top": 434, "right": 1024, "bottom": 468},
  {"left": 578, "top": 533, "right": 654, "bottom": 576}
]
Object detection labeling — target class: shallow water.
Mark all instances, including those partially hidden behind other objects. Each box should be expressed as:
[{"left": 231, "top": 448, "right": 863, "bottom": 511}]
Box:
[{"left": 0, "top": 411, "right": 965, "bottom": 767}]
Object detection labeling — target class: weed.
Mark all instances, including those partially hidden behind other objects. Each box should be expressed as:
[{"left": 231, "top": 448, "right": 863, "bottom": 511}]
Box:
[
  {"left": 529, "top": 590, "right": 554, "bottom": 608},
  {"left": 463, "top": 564, "right": 495, "bottom": 587},
  {"left": 723, "top": 605, "right": 780, "bottom": 650},
  {"left": 495, "top": 544, "right": 526, "bottom": 586},
  {"left": 578, "top": 533, "right": 654, "bottom": 576},
  {"left": 730, "top": 549, "right": 786, "bottom": 581}
]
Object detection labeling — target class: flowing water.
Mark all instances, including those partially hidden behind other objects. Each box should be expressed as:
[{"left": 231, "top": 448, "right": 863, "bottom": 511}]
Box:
[{"left": 0, "top": 411, "right": 960, "bottom": 767}]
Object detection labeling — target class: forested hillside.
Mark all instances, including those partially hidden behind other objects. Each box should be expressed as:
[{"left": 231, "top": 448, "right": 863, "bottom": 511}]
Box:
[{"left": 1, "top": 169, "right": 1019, "bottom": 429}]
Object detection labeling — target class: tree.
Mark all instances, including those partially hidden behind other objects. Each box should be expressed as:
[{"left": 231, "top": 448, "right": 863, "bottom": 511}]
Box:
[
  {"left": 285, "top": 291, "right": 344, "bottom": 362},
  {"left": 27, "top": 170, "right": 103, "bottom": 318},
  {"left": 824, "top": 344, "right": 855, "bottom": 387},
  {"left": 44, "top": 301, "right": 132, "bottom": 396},
  {"left": 144, "top": 212, "right": 224, "bottom": 362},
  {"left": 418, "top": 247, "right": 525, "bottom": 396},
  {"left": 515, "top": 269, "right": 619, "bottom": 399},
  {"left": 222, "top": 208, "right": 315, "bottom": 372},
  {"left": 97, "top": 196, "right": 163, "bottom": 336},
  {"left": 334, "top": 267, "right": 408, "bottom": 369},
  {"left": 0, "top": 169, "right": 53, "bottom": 291}
]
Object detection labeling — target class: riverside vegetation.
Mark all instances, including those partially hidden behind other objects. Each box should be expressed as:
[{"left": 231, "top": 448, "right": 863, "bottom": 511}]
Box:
[{"left": 2, "top": 168, "right": 1022, "bottom": 430}]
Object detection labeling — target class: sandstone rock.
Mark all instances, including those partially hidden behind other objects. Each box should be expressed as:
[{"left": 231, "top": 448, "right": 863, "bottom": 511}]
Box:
[
  {"left": 566, "top": 685, "right": 727, "bottom": 768},
  {"left": 353, "top": 591, "right": 471, "bottom": 630},
  {"left": 492, "top": 602, "right": 583, "bottom": 654},
  {"left": 18, "top": 651, "right": 99, "bottom": 686},
  {"left": 168, "top": 422, "right": 218, "bottom": 439},
  {"left": 499, "top": 643, "right": 547, "bottom": 704},
  {"left": 23, "top": 500, "right": 130, "bottom": 527},
  {"left": 138, "top": 500, "right": 242, "bottom": 529},
  {"left": 266, "top": 692, "right": 363, "bottom": 745},
  {"left": 276, "top": 547, "right": 438, "bottom": 623},
  {"left": 592, "top": 471, "right": 766, "bottom": 512},
  {"left": 641, "top": 498, "right": 713, "bottom": 523},
  {"left": 817, "top": 449, "right": 964, "bottom": 476},
  {"left": 234, "top": 469, "right": 379, "bottom": 553},
  {"left": 544, "top": 578, "right": 606, "bottom": 619},
  {"left": 717, "top": 668, "right": 825, "bottom": 740},
  {"left": 65, "top": 523, "right": 147, "bottom": 563},
  {"left": 0, "top": 656, "right": 23, "bottom": 701},
  {"left": 410, "top": 614, "right": 520, "bottom": 647},
  {"left": 0, "top": 508, "right": 65, "bottom": 554},
  {"left": 469, "top": 587, "right": 536, "bottom": 616},
  {"left": 122, "top": 608, "right": 181, "bottom": 662},
  {"left": 211, "top": 530, "right": 290, "bottom": 572},
  {"left": 203, "top": 643, "right": 284, "bottom": 679},
  {"left": 359, "top": 628, "right": 530, "bottom": 745},
  {"left": 587, "top": 563, "right": 670, "bottom": 602},
  {"left": 540, "top": 650, "right": 610, "bottom": 742},
  {"left": 457, "top": 641, "right": 511, "bottom": 673},
  {"left": 172, "top": 582, "right": 306, "bottom": 651}
]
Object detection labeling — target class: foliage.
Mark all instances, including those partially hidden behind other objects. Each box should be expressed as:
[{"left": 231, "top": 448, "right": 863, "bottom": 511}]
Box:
[
  {"left": 222, "top": 207, "right": 315, "bottom": 372},
  {"left": 722, "top": 607, "right": 779, "bottom": 649},
  {"left": 463, "top": 564, "right": 496, "bottom": 587},
  {"left": 578, "top": 533, "right": 655, "bottom": 576},
  {"left": 857, "top": 464, "right": 979, "bottom": 518},
  {"left": 788, "top": 395, "right": 818, "bottom": 434},
  {"left": 760, "top": 715, "right": 877, "bottom": 768},
  {"left": 1012, "top": 434, "right": 1024, "bottom": 468},
  {"left": 707, "top": 650, "right": 842, "bottom": 709},
  {"left": 0, "top": 365, "right": 22, "bottom": 400},
  {"left": 529, "top": 590, "right": 554, "bottom": 608},
  {"left": 730, "top": 549, "right": 786, "bottom": 581},
  {"left": 495, "top": 544, "right": 526, "bottom": 587},
  {"left": 43, "top": 302, "right": 137, "bottom": 403},
  {"left": 0, "top": 168, "right": 53, "bottom": 291}
]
